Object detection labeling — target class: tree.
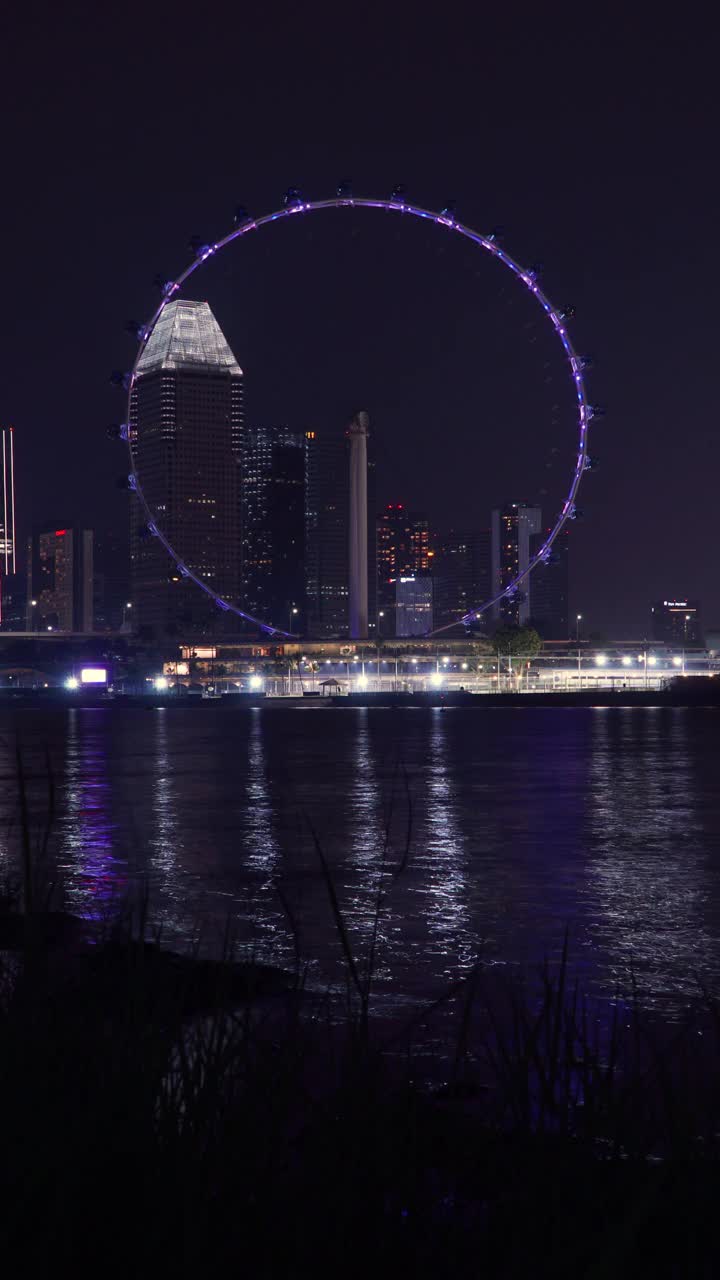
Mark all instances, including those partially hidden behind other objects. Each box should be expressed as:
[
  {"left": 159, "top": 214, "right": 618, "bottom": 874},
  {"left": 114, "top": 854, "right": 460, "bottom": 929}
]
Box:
[{"left": 492, "top": 624, "right": 543, "bottom": 658}]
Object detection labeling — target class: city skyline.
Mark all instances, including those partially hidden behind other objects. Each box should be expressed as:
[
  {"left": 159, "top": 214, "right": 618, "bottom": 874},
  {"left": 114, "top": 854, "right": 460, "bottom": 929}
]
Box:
[
  {"left": 0, "top": 401, "right": 708, "bottom": 642},
  {"left": 2, "top": 18, "right": 719, "bottom": 638}
]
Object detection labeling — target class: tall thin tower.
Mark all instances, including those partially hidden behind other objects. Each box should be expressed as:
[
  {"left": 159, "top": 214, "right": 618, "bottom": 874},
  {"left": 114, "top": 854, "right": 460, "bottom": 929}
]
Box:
[
  {"left": 347, "top": 410, "right": 369, "bottom": 640},
  {"left": 1, "top": 426, "right": 16, "bottom": 575}
]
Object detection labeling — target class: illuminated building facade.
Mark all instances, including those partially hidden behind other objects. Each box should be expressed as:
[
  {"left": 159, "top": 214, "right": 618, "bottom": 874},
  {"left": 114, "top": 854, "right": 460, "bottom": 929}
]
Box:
[
  {"left": 130, "top": 300, "right": 243, "bottom": 637},
  {"left": 26, "top": 526, "right": 93, "bottom": 632},
  {"left": 240, "top": 427, "right": 305, "bottom": 629},
  {"left": 528, "top": 527, "right": 569, "bottom": 639},
  {"left": 491, "top": 503, "right": 542, "bottom": 624},
  {"left": 394, "top": 574, "right": 433, "bottom": 636},
  {"left": 651, "top": 599, "right": 702, "bottom": 646},
  {"left": 376, "top": 503, "right": 430, "bottom": 635}
]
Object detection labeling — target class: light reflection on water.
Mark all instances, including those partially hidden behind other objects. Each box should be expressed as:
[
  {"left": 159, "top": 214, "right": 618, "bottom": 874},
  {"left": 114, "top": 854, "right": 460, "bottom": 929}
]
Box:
[
  {"left": 586, "top": 707, "right": 720, "bottom": 1007},
  {"left": 59, "top": 709, "right": 127, "bottom": 916},
  {"left": 416, "top": 709, "right": 475, "bottom": 979},
  {"left": 3, "top": 704, "right": 720, "bottom": 1016}
]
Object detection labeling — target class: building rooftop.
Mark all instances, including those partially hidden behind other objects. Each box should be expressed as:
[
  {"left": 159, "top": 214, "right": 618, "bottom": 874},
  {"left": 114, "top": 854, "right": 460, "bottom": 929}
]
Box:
[{"left": 136, "top": 300, "right": 243, "bottom": 376}]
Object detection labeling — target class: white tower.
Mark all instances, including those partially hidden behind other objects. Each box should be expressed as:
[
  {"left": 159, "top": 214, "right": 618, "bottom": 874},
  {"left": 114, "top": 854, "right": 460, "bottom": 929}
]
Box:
[{"left": 347, "top": 411, "right": 369, "bottom": 640}]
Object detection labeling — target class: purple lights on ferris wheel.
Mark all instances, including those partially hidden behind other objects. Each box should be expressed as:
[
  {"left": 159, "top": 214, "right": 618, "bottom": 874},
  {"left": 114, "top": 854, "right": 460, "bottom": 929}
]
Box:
[{"left": 125, "top": 192, "right": 593, "bottom": 638}]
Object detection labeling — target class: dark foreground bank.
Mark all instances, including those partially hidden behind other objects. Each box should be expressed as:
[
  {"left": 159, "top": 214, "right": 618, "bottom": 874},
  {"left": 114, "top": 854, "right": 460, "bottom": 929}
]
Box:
[{"left": 3, "top": 906, "right": 720, "bottom": 1277}]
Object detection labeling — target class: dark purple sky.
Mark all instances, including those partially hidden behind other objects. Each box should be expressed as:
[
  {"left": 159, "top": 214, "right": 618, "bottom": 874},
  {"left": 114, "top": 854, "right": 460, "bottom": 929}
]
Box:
[{"left": 1, "top": 7, "right": 717, "bottom": 637}]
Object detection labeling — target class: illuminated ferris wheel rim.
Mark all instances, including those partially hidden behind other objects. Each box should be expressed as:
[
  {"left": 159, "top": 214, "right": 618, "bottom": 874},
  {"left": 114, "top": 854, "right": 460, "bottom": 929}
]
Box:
[{"left": 126, "top": 195, "right": 593, "bottom": 640}]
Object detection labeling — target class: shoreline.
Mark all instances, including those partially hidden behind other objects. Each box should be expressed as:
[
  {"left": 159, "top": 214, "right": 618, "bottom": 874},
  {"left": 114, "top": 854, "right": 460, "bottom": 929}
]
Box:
[{"left": 1, "top": 688, "right": 720, "bottom": 710}]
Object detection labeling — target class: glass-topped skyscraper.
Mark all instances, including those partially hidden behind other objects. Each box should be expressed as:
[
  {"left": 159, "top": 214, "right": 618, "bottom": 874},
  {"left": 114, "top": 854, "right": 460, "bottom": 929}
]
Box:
[{"left": 129, "top": 300, "right": 243, "bottom": 637}]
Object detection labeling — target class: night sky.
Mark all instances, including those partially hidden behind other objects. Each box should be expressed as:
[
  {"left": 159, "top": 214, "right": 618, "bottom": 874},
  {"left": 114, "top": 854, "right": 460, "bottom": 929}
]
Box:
[{"left": 2, "top": 8, "right": 717, "bottom": 638}]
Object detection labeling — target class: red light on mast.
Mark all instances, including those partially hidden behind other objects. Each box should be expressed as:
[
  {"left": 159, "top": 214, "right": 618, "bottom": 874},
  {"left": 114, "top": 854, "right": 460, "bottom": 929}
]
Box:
[{"left": 55, "top": 529, "right": 67, "bottom": 537}]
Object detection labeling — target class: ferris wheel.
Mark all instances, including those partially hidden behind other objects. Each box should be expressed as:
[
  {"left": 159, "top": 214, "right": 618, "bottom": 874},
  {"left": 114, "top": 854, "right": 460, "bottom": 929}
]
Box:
[{"left": 118, "top": 188, "right": 595, "bottom": 638}]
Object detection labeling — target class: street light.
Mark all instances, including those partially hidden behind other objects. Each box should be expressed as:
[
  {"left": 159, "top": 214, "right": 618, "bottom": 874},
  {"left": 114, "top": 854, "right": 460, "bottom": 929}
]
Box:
[{"left": 576, "top": 614, "right": 582, "bottom": 641}]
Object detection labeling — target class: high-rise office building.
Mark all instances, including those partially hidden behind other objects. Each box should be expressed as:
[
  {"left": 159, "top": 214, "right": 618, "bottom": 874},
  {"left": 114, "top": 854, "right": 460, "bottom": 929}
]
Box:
[
  {"left": 129, "top": 300, "right": 243, "bottom": 637},
  {"left": 26, "top": 526, "right": 93, "bottom": 632},
  {"left": 93, "top": 529, "right": 131, "bottom": 631},
  {"left": 305, "top": 429, "right": 349, "bottom": 637},
  {"left": 394, "top": 574, "right": 433, "bottom": 636},
  {"left": 376, "top": 503, "right": 430, "bottom": 634},
  {"left": 240, "top": 427, "right": 305, "bottom": 629},
  {"left": 491, "top": 503, "right": 542, "bottom": 625},
  {"left": 433, "top": 529, "right": 491, "bottom": 632},
  {"left": 651, "top": 599, "right": 702, "bottom": 646},
  {"left": 348, "top": 412, "right": 370, "bottom": 639},
  {"left": 528, "top": 527, "right": 569, "bottom": 639},
  {"left": 305, "top": 423, "right": 376, "bottom": 638},
  {"left": 377, "top": 505, "right": 430, "bottom": 579}
]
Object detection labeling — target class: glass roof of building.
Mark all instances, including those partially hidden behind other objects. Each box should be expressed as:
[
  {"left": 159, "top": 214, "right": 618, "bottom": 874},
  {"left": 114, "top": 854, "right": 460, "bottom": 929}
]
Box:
[{"left": 136, "top": 300, "right": 243, "bottom": 375}]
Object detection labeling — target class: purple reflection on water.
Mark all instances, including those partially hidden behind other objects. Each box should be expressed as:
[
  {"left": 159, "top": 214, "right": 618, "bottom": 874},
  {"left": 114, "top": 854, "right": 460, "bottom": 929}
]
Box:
[{"left": 59, "top": 708, "right": 127, "bottom": 920}]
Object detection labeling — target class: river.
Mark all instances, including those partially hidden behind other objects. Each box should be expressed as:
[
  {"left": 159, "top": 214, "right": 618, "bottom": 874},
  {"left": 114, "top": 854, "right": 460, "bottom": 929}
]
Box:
[{"left": 2, "top": 703, "right": 719, "bottom": 1017}]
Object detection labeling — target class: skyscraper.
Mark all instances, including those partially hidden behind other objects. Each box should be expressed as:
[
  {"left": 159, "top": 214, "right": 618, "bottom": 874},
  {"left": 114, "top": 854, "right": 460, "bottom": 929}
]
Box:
[
  {"left": 305, "top": 422, "right": 376, "bottom": 638},
  {"left": 434, "top": 529, "right": 491, "bottom": 631},
  {"left": 26, "top": 526, "right": 93, "bottom": 632},
  {"left": 394, "top": 574, "right": 434, "bottom": 636},
  {"left": 240, "top": 427, "right": 305, "bottom": 629},
  {"left": 491, "top": 503, "right": 542, "bottom": 625},
  {"left": 376, "top": 503, "right": 430, "bottom": 634},
  {"left": 93, "top": 529, "right": 131, "bottom": 631},
  {"left": 651, "top": 600, "right": 702, "bottom": 646},
  {"left": 348, "top": 411, "right": 370, "bottom": 639},
  {"left": 129, "top": 300, "right": 243, "bottom": 637},
  {"left": 529, "top": 527, "right": 569, "bottom": 639}
]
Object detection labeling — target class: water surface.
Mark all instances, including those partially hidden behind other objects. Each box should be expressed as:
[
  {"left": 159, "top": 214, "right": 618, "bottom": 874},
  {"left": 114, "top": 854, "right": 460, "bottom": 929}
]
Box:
[{"left": 2, "top": 704, "right": 719, "bottom": 1015}]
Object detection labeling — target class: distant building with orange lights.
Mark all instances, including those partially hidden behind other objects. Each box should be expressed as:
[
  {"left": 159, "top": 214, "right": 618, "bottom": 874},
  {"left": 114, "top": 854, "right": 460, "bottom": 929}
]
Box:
[
  {"left": 26, "top": 526, "right": 93, "bottom": 632},
  {"left": 376, "top": 504, "right": 429, "bottom": 635}
]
